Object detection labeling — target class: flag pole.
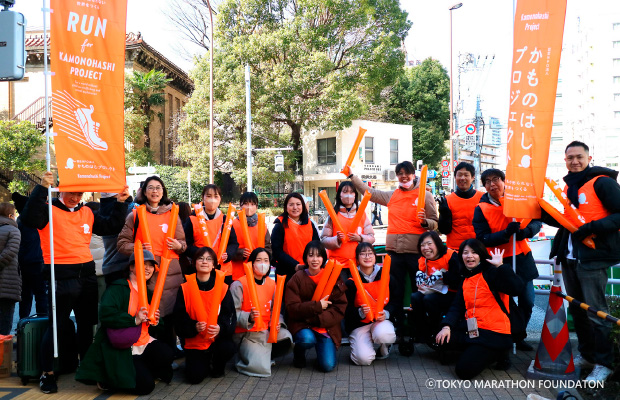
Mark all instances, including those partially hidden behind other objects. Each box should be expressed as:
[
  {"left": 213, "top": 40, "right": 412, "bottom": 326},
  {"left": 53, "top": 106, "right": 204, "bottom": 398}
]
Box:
[{"left": 43, "top": 0, "right": 58, "bottom": 359}]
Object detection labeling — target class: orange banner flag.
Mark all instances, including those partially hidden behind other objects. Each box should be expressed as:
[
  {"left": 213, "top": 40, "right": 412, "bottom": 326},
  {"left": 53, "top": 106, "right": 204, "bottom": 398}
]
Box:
[
  {"left": 50, "top": 0, "right": 128, "bottom": 192},
  {"left": 538, "top": 198, "right": 595, "bottom": 249},
  {"left": 416, "top": 165, "right": 428, "bottom": 224},
  {"left": 257, "top": 213, "right": 266, "bottom": 248},
  {"left": 217, "top": 204, "right": 235, "bottom": 264},
  {"left": 238, "top": 208, "right": 254, "bottom": 252},
  {"left": 375, "top": 254, "right": 391, "bottom": 315},
  {"left": 243, "top": 262, "right": 267, "bottom": 331},
  {"left": 504, "top": 0, "right": 567, "bottom": 219},
  {"left": 347, "top": 259, "right": 374, "bottom": 321},
  {"left": 320, "top": 262, "right": 344, "bottom": 300},
  {"left": 268, "top": 275, "right": 286, "bottom": 344},
  {"left": 311, "top": 260, "right": 335, "bottom": 301},
  {"left": 348, "top": 191, "right": 371, "bottom": 235},
  {"left": 134, "top": 240, "right": 149, "bottom": 311},
  {"left": 341, "top": 126, "right": 367, "bottom": 175},
  {"left": 319, "top": 190, "right": 347, "bottom": 243}
]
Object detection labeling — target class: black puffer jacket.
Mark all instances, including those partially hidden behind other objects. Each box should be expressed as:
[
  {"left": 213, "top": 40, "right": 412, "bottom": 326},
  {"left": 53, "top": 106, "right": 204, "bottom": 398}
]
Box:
[{"left": 0, "top": 216, "right": 22, "bottom": 302}]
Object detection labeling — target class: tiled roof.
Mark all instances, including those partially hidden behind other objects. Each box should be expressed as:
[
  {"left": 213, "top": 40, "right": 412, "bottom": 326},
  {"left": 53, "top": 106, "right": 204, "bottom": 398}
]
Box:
[{"left": 25, "top": 31, "right": 144, "bottom": 48}]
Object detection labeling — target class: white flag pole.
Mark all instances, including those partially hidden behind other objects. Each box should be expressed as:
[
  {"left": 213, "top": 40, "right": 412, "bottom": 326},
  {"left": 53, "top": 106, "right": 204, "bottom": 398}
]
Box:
[{"left": 43, "top": 0, "right": 58, "bottom": 359}]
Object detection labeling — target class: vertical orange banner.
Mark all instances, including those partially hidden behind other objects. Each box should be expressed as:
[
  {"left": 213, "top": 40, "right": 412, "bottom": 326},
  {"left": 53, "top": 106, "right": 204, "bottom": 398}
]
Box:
[
  {"left": 504, "top": 0, "right": 567, "bottom": 219},
  {"left": 50, "top": 0, "right": 128, "bottom": 192}
]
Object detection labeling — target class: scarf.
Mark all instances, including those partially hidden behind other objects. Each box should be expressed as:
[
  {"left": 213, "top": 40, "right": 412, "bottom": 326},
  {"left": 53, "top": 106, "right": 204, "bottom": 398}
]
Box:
[
  {"left": 563, "top": 166, "right": 591, "bottom": 207},
  {"left": 245, "top": 213, "right": 258, "bottom": 227}
]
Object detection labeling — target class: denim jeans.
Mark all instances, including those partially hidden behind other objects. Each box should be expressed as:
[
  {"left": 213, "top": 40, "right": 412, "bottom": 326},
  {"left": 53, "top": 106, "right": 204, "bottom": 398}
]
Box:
[
  {"left": 563, "top": 259, "right": 613, "bottom": 367},
  {"left": 294, "top": 329, "right": 337, "bottom": 372}
]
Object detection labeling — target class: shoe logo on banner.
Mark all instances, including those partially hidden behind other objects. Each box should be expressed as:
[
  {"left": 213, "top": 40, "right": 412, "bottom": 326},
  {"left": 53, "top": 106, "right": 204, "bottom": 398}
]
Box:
[
  {"left": 81, "top": 224, "right": 90, "bottom": 234},
  {"left": 54, "top": 90, "right": 108, "bottom": 151}
]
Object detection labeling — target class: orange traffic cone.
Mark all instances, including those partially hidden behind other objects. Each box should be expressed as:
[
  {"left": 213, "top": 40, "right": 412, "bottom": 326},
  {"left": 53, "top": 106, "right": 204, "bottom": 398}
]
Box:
[{"left": 526, "top": 284, "right": 579, "bottom": 380}]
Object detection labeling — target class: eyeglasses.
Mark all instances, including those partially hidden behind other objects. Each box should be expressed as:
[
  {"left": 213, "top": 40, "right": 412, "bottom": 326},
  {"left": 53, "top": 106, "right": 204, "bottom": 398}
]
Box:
[
  {"left": 483, "top": 176, "right": 501, "bottom": 186},
  {"left": 359, "top": 252, "right": 374, "bottom": 258},
  {"left": 198, "top": 257, "right": 214, "bottom": 263},
  {"left": 146, "top": 186, "right": 163, "bottom": 192}
]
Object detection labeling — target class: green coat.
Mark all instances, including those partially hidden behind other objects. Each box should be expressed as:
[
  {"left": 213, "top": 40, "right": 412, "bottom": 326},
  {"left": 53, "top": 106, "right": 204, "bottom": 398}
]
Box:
[{"left": 75, "top": 279, "right": 155, "bottom": 389}]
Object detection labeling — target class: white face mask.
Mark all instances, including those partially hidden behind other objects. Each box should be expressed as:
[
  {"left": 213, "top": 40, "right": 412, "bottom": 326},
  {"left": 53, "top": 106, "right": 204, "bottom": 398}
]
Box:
[
  {"left": 399, "top": 179, "right": 414, "bottom": 189},
  {"left": 255, "top": 263, "right": 270, "bottom": 276},
  {"left": 340, "top": 193, "right": 355, "bottom": 202}
]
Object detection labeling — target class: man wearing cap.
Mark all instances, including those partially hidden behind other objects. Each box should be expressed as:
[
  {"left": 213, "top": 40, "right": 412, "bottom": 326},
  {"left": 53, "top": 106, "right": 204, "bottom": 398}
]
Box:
[{"left": 20, "top": 171, "right": 130, "bottom": 394}]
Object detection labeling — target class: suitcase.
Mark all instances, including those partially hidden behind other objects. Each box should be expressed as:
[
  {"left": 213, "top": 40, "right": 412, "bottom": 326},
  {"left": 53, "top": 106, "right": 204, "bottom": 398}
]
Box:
[{"left": 16, "top": 314, "right": 79, "bottom": 385}]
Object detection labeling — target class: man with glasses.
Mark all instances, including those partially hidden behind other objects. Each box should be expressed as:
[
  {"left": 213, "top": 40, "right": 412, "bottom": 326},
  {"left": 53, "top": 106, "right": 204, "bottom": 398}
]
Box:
[
  {"left": 542, "top": 141, "right": 620, "bottom": 382},
  {"left": 21, "top": 171, "right": 130, "bottom": 394},
  {"left": 472, "top": 168, "right": 542, "bottom": 352}
]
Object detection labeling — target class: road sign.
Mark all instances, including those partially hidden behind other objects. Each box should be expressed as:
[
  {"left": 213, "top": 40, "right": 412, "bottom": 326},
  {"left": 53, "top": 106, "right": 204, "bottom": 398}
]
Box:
[
  {"left": 441, "top": 171, "right": 449, "bottom": 178},
  {"left": 465, "top": 124, "right": 476, "bottom": 135},
  {"left": 465, "top": 134, "right": 476, "bottom": 147},
  {"left": 441, "top": 160, "right": 449, "bottom": 167},
  {"left": 128, "top": 166, "right": 156, "bottom": 174},
  {"left": 442, "top": 178, "right": 450, "bottom": 186},
  {"left": 275, "top": 155, "right": 284, "bottom": 172},
  {"left": 427, "top": 170, "right": 437, "bottom": 179}
]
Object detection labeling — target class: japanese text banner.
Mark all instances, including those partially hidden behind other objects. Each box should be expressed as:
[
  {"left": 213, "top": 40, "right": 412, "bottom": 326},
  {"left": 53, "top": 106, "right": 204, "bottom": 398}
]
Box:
[
  {"left": 50, "top": 0, "right": 127, "bottom": 192},
  {"left": 504, "top": 0, "right": 567, "bottom": 219}
]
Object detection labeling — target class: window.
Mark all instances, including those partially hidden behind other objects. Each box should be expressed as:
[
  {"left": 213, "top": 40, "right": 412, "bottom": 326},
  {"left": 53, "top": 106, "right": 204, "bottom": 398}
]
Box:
[
  {"left": 317, "top": 137, "right": 336, "bottom": 165},
  {"left": 317, "top": 187, "right": 337, "bottom": 209},
  {"left": 390, "top": 139, "right": 398, "bottom": 165},
  {"left": 365, "top": 137, "right": 374, "bottom": 163},
  {"left": 614, "top": 41, "right": 620, "bottom": 49}
]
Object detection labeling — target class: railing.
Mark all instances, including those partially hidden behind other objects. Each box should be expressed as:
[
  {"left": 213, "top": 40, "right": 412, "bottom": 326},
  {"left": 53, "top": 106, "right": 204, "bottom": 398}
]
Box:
[
  {"left": 532, "top": 258, "right": 620, "bottom": 295},
  {"left": 12, "top": 96, "right": 53, "bottom": 130},
  {"left": 0, "top": 168, "right": 41, "bottom": 194}
]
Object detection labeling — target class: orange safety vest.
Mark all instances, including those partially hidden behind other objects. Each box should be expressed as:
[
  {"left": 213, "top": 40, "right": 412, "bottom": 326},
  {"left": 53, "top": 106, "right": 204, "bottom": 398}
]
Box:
[
  {"left": 326, "top": 212, "right": 367, "bottom": 264},
  {"left": 477, "top": 199, "right": 531, "bottom": 257},
  {"left": 308, "top": 270, "right": 328, "bottom": 335},
  {"left": 386, "top": 189, "right": 426, "bottom": 235},
  {"left": 350, "top": 273, "right": 386, "bottom": 324},
  {"left": 563, "top": 176, "right": 612, "bottom": 225},
  {"left": 234, "top": 275, "right": 275, "bottom": 333},
  {"left": 127, "top": 280, "right": 150, "bottom": 347},
  {"left": 462, "top": 273, "right": 510, "bottom": 335},
  {"left": 190, "top": 212, "right": 233, "bottom": 276},
  {"left": 445, "top": 191, "right": 484, "bottom": 249},
  {"left": 418, "top": 249, "right": 455, "bottom": 275},
  {"left": 133, "top": 209, "right": 179, "bottom": 259},
  {"left": 181, "top": 279, "right": 229, "bottom": 350},
  {"left": 39, "top": 206, "right": 94, "bottom": 264},
  {"left": 231, "top": 219, "right": 261, "bottom": 281},
  {"left": 278, "top": 216, "right": 314, "bottom": 264}
]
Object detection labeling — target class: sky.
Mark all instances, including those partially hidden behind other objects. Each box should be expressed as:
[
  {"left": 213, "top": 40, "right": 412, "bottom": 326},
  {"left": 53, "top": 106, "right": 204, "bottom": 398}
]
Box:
[{"left": 13, "top": 0, "right": 516, "bottom": 122}]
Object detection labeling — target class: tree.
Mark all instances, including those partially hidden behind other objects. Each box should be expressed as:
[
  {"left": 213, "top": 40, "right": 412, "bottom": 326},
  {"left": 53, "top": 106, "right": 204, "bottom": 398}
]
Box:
[
  {"left": 124, "top": 70, "right": 171, "bottom": 149},
  {"left": 0, "top": 120, "right": 45, "bottom": 190},
  {"left": 383, "top": 58, "right": 450, "bottom": 168}
]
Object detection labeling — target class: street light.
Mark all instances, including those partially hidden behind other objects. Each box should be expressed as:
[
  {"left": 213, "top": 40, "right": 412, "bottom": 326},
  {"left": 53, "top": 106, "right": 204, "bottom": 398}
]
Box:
[
  {"left": 206, "top": 0, "right": 214, "bottom": 184},
  {"left": 449, "top": 2, "right": 462, "bottom": 191}
]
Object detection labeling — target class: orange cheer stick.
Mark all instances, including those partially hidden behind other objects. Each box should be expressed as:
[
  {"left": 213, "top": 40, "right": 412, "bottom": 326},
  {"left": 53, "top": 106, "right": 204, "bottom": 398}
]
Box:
[
  {"left": 311, "top": 259, "right": 335, "bottom": 301},
  {"left": 193, "top": 204, "right": 213, "bottom": 248},
  {"left": 238, "top": 208, "right": 254, "bottom": 253},
  {"left": 217, "top": 204, "right": 236, "bottom": 264},
  {"left": 347, "top": 259, "right": 375, "bottom": 321},
  {"left": 538, "top": 198, "right": 595, "bottom": 249},
  {"left": 185, "top": 273, "right": 208, "bottom": 322},
  {"left": 148, "top": 256, "right": 170, "bottom": 324},
  {"left": 161, "top": 204, "right": 179, "bottom": 260},
  {"left": 348, "top": 191, "right": 372, "bottom": 235},
  {"left": 207, "top": 270, "right": 226, "bottom": 336},
  {"left": 268, "top": 274, "right": 286, "bottom": 344},
  {"left": 257, "top": 213, "right": 266, "bottom": 248},
  {"left": 134, "top": 240, "right": 149, "bottom": 311},
  {"left": 320, "top": 261, "right": 344, "bottom": 300},
  {"left": 417, "top": 165, "right": 428, "bottom": 224},
  {"left": 545, "top": 177, "right": 586, "bottom": 225},
  {"left": 319, "top": 190, "right": 348, "bottom": 243},
  {"left": 341, "top": 126, "right": 367, "bottom": 175},
  {"left": 243, "top": 262, "right": 267, "bottom": 331},
  {"left": 136, "top": 205, "right": 153, "bottom": 248},
  {"left": 375, "top": 254, "right": 391, "bottom": 315}
]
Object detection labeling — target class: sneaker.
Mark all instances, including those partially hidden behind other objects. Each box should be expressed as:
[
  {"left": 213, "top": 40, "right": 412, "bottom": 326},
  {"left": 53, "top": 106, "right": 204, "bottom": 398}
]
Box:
[
  {"left": 573, "top": 354, "right": 594, "bottom": 368},
  {"left": 74, "top": 105, "right": 107, "bottom": 151},
  {"left": 96, "top": 381, "right": 109, "bottom": 391},
  {"left": 376, "top": 344, "right": 392, "bottom": 360},
  {"left": 40, "top": 373, "right": 58, "bottom": 394},
  {"left": 585, "top": 364, "right": 613, "bottom": 382},
  {"left": 516, "top": 340, "right": 534, "bottom": 351}
]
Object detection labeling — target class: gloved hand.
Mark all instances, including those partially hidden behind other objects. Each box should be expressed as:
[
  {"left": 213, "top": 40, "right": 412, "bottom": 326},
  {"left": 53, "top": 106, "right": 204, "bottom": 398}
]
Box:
[
  {"left": 515, "top": 230, "right": 527, "bottom": 241},
  {"left": 505, "top": 221, "right": 521, "bottom": 236},
  {"left": 572, "top": 223, "right": 593, "bottom": 242},
  {"left": 438, "top": 195, "right": 449, "bottom": 214}
]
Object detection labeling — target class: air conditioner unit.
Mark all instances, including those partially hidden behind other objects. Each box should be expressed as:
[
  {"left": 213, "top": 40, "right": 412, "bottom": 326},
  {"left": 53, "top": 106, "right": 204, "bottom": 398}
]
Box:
[{"left": 383, "top": 169, "right": 397, "bottom": 181}]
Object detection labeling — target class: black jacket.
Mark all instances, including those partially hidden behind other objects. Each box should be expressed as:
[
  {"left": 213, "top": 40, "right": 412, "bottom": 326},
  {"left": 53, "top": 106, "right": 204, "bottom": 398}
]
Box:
[
  {"left": 542, "top": 167, "right": 620, "bottom": 266},
  {"left": 437, "top": 187, "right": 479, "bottom": 235}
]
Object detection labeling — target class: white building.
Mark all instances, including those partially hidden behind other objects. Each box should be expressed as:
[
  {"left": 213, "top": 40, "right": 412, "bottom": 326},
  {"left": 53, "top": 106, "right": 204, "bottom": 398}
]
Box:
[{"left": 300, "top": 119, "right": 412, "bottom": 209}]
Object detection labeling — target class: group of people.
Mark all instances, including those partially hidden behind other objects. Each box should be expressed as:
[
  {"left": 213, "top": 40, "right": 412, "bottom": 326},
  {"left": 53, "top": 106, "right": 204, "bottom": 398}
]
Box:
[{"left": 0, "top": 140, "right": 617, "bottom": 394}]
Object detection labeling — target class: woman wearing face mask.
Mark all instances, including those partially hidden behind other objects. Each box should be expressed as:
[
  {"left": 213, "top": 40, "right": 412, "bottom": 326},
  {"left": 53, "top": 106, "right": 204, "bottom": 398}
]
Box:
[
  {"left": 345, "top": 243, "right": 396, "bottom": 366},
  {"left": 320, "top": 182, "right": 375, "bottom": 268},
  {"left": 285, "top": 241, "right": 347, "bottom": 372},
  {"left": 409, "top": 231, "right": 461, "bottom": 346},
  {"left": 230, "top": 248, "right": 292, "bottom": 377},
  {"left": 183, "top": 184, "right": 239, "bottom": 282},
  {"left": 272, "top": 193, "right": 319, "bottom": 282},
  {"left": 345, "top": 161, "right": 438, "bottom": 336},
  {"left": 435, "top": 239, "right": 523, "bottom": 380},
  {"left": 173, "top": 247, "right": 236, "bottom": 383},
  {"left": 231, "top": 192, "right": 272, "bottom": 281}
]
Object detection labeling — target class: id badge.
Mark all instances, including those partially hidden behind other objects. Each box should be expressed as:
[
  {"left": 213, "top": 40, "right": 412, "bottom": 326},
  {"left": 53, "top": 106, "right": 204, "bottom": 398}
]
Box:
[{"left": 466, "top": 317, "right": 479, "bottom": 338}]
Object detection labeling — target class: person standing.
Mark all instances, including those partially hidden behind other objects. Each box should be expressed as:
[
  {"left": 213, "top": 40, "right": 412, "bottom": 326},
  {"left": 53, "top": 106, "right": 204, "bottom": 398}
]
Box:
[
  {"left": 371, "top": 201, "right": 383, "bottom": 226},
  {"left": 0, "top": 203, "right": 21, "bottom": 335},
  {"left": 437, "top": 162, "right": 484, "bottom": 250},
  {"left": 472, "top": 168, "right": 542, "bottom": 351},
  {"left": 542, "top": 141, "right": 620, "bottom": 382}
]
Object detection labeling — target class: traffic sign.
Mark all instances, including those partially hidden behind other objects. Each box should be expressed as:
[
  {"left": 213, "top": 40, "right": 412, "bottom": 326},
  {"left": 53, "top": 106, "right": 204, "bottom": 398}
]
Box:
[
  {"left": 427, "top": 170, "right": 437, "bottom": 179},
  {"left": 441, "top": 171, "right": 449, "bottom": 178},
  {"left": 442, "top": 178, "right": 450, "bottom": 186},
  {"left": 275, "top": 155, "right": 284, "bottom": 172},
  {"left": 128, "top": 166, "right": 156, "bottom": 174},
  {"left": 441, "top": 160, "right": 449, "bottom": 167},
  {"left": 465, "top": 124, "right": 476, "bottom": 135}
]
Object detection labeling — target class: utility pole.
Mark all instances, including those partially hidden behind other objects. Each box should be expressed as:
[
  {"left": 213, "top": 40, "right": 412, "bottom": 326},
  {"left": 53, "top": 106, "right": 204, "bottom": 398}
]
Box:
[{"left": 245, "top": 65, "right": 252, "bottom": 192}]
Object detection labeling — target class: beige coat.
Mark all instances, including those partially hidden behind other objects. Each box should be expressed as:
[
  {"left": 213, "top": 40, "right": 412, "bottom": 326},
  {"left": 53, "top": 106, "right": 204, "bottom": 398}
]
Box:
[
  {"left": 351, "top": 175, "right": 438, "bottom": 254},
  {"left": 117, "top": 203, "right": 186, "bottom": 316},
  {"left": 320, "top": 203, "right": 375, "bottom": 250}
]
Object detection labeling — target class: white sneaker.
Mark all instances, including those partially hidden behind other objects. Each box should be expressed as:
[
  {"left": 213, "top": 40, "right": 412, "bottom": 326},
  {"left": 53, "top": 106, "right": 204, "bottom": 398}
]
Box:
[
  {"left": 585, "top": 364, "right": 612, "bottom": 382},
  {"left": 376, "top": 344, "right": 392, "bottom": 360},
  {"left": 573, "top": 354, "right": 593, "bottom": 368}
]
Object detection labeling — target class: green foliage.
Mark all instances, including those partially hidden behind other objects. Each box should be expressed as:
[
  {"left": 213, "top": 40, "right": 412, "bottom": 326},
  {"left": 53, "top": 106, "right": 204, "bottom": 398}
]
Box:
[
  {"left": 384, "top": 58, "right": 450, "bottom": 168},
  {"left": 154, "top": 165, "right": 204, "bottom": 203},
  {"left": 125, "top": 147, "right": 156, "bottom": 167},
  {"left": 8, "top": 180, "right": 30, "bottom": 194},
  {"left": 0, "top": 120, "right": 45, "bottom": 172}
]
